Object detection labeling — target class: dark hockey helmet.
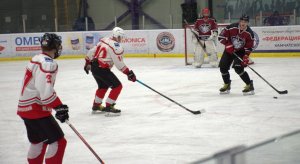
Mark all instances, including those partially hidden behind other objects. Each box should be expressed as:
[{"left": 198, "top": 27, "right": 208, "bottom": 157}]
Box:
[
  {"left": 40, "top": 33, "right": 62, "bottom": 59},
  {"left": 240, "top": 14, "right": 249, "bottom": 22}
]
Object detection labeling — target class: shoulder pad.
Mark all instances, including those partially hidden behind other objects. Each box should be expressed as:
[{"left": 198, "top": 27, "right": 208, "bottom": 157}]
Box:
[
  {"left": 104, "top": 38, "right": 124, "bottom": 55},
  {"left": 32, "top": 54, "right": 58, "bottom": 73},
  {"left": 246, "top": 27, "right": 255, "bottom": 38},
  {"left": 227, "top": 23, "right": 239, "bottom": 29},
  {"left": 41, "top": 61, "right": 58, "bottom": 73}
]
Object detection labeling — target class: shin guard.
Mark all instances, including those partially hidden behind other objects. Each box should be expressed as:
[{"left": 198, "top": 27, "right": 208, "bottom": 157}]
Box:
[
  {"left": 106, "top": 84, "right": 122, "bottom": 107},
  {"left": 45, "top": 137, "right": 67, "bottom": 164},
  {"left": 27, "top": 142, "right": 47, "bottom": 164}
]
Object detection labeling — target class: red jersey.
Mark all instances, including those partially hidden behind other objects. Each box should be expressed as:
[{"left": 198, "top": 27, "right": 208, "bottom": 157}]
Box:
[
  {"left": 194, "top": 17, "right": 218, "bottom": 40},
  {"left": 219, "top": 23, "right": 255, "bottom": 55}
]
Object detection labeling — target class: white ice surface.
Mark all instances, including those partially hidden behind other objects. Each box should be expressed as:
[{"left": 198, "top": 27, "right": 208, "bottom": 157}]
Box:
[{"left": 0, "top": 58, "right": 300, "bottom": 164}]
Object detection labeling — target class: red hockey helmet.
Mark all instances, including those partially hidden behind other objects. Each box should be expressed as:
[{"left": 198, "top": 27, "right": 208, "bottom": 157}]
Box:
[{"left": 201, "top": 8, "right": 210, "bottom": 17}]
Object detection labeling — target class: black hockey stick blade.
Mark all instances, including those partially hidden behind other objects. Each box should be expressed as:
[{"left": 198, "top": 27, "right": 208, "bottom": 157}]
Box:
[
  {"left": 278, "top": 90, "right": 288, "bottom": 94},
  {"left": 137, "top": 79, "right": 204, "bottom": 115},
  {"left": 192, "top": 111, "right": 201, "bottom": 114},
  {"left": 191, "top": 109, "right": 206, "bottom": 115},
  {"left": 232, "top": 52, "right": 288, "bottom": 95}
]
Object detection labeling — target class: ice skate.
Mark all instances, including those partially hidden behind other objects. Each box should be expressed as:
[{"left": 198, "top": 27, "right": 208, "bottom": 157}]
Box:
[
  {"left": 243, "top": 80, "right": 255, "bottom": 95},
  {"left": 104, "top": 103, "right": 121, "bottom": 117},
  {"left": 91, "top": 104, "right": 105, "bottom": 114},
  {"left": 219, "top": 81, "right": 231, "bottom": 94}
]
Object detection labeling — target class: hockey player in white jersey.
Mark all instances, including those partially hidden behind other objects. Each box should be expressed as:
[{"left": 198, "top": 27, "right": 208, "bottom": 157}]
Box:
[
  {"left": 192, "top": 8, "right": 218, "bottom": 68},
  {"left": 17, "top": 33, "right": 69, "bottom": 164},
  {"left": 84, "top": 27, "right": 136, "bottom": 116}
]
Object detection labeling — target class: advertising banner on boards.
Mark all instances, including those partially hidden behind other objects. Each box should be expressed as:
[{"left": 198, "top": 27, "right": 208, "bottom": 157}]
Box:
[
  {"left": 12, "top": 33, "right": 42, "bottom": 57},
  {"left": 254, "top": 25, "right": 300, "bottom": 52},
  {"left": 59, "top": 32, "right": 83, "bottom": 55},
  {"left": 149, "top": 29, "right": 183, "bottom": 55},
  {"left": 121, "top": 30, "right": 149, "bottom": 54},
  {"left": 0, "top": 34, "right": 12, "bottom": 57},
  {"left": 1, "top": 25, "right": 300, "bottom": 58}
]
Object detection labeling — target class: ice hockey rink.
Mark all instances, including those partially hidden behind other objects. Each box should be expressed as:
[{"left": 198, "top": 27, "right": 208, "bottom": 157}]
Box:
[{"left": 1, "top": 57, "right": 300, "bottom": 164}]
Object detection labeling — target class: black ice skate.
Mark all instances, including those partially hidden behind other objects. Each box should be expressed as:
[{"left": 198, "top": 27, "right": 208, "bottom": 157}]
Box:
[
  {"left": 92, "top": 104, "right": 105, "bottom": 114},
  {"left": 243, "top": 80, "right": 255, "bottom": 95},
  {"left": 219, "top": 81, "right": 231, "bottom": 94},
  {"left": 104, "top": 103, "right": 121, "bottom": 117}
]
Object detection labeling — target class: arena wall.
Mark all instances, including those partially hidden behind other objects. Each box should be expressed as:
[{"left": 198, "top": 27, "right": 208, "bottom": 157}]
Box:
[{"left": 0, "top": 25, "right": 300, "bottom": 61}]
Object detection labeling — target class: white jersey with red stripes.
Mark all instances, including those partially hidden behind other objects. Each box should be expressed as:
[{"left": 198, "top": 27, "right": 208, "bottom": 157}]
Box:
[
  {"left": 17, "top": 53, "right": 62, "bottom": 119},
  {"left": 86, "top": 37, "right": 129, "bottom": 74}
]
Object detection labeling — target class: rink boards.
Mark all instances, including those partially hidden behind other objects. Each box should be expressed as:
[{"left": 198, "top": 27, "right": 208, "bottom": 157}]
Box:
[{"left": 0, "top": 25, "right": 300, "bottom": 61}]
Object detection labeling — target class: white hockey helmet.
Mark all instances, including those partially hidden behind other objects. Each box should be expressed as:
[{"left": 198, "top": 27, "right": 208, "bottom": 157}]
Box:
[{"left": 112, "top": 27, "right": 125, "bottom": 38}]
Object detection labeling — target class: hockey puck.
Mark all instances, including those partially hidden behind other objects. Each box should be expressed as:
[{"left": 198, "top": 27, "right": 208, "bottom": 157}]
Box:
[{"left": 273, "top": 96, "right": 278, "bottom": 99}]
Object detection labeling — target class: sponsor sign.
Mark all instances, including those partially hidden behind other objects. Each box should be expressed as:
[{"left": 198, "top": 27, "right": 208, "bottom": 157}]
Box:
[
  {"left": 1, "top": 25, "right": 300, "bottom": 58},
  {"left": 149, "top": 29, "right": 182, "bottom": 54},
  {"left": 82, "top": 31, "right": 109, "bottom": 52},
  {"left": 121, "top": 30, "right": 148, "bottom": 54},
  {"left": 0, "top": 34, "right": 12, "bottom": 57},
  {"left": 254, "top": 25, "right": 300, "bottom": 52},
  {"left": 59, "top": 32, "right": 83, "bottom": 55},
  {"left": 156, "top": 32, "right": 175, "bottom": 52},
  {"left": 11, "top": 33, "right": 43, "bottom": 57}
]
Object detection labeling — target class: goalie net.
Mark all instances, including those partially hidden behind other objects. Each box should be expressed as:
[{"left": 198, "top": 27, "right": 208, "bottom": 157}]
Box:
[{"left": 184, "top": 23, "right": 229, "bottom": 65}]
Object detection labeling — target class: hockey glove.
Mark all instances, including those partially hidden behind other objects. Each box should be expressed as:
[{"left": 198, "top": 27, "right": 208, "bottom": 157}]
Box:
[
  {"left": 54, "top": 104, "right": 69, "bottom": 123},
  {"left": 207, "top": 31, "right": 218, "bottom": 41},
  {"left": 241, "top": 55, "right": 249, "bottom": 67},
  {"left": 127, "top": 70, "right": 136, "bottom": 82},
  {"left": 84, "top": 57, "right": 91, "bottom": 74},
  {"left": 84, "top": 64, "right": 91, "bottom": 74},
  {"left": 225, "top": 43, "right": 234, "bottom": 55}
]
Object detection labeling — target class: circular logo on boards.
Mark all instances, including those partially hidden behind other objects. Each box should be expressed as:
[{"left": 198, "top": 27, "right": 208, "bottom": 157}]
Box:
[{"left": 156, "top": 32, "right": 175, "bottom": 52}]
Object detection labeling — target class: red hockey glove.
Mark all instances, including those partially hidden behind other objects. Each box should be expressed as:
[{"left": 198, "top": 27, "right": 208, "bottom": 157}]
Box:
[
  {"left": 241, "top": 55, "right": 249, "bottom": 67},
  {"left": 225, "top": 43, "right": 234, "bottom": 54},
  {"left": 127, "top": 70, "right": 136, "bottom": 82}
]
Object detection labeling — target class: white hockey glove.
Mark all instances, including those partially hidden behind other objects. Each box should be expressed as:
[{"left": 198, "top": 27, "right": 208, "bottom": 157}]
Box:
[
  {"left": 207, "top": 31, "right": 218, "bottom": 41},
  {"left": 191, "top": 28, "right": 200, "bottom": 37}
]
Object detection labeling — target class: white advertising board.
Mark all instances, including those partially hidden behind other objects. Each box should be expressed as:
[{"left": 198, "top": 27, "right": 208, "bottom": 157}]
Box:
[
  {"left": 253, "top": 25, "right": 300, "bottom": 52},
  {"left": 1, "top": 25, "right": 300, "bottom": 58},
  {"left": 11, "top": 33, "right": 42, "bottom": 57},
  {"left": 0, "top": 34, "right": 13, "bottom": 57},
  {"left": 58, "top": 32, "right": 83, "bottom": 55}
]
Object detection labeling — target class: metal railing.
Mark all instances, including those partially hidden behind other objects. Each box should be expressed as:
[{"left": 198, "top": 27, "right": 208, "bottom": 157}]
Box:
[{"left": 191, "top": 129, "right": 300, "bottom": 164}]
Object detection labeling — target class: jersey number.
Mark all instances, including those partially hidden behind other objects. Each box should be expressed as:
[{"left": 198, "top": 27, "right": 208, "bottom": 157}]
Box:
[{"left": 94, "top": 45, "right": 107, "bottom": 59}]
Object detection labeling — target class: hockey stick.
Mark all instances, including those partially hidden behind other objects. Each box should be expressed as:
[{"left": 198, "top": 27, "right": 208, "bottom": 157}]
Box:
[
  {"left": 65, "top": 120, "right": 105, "bottom": 164},
  {"left": 232, "top": 52, "right": 288, "bottom": 94},
  {"left": 137, "top": 79, "right": 203, "bottom": 115},
  {"left": 184, "top": 19, "right": 207, "bottom": 54}
]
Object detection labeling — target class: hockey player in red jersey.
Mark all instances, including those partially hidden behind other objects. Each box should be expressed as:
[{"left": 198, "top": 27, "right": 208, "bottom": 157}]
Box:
[
  {"left": 192, "top": 8, "right": 218, "bottom": 68},
  {"left": 17, "top": 33, "right": 69, "bottom": 164},
  {"left": 84, "top": 27, "right": 136, "bottom": 116},
  {"left": 218, "top": 14, "right": 255, "bottom": 95}
]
